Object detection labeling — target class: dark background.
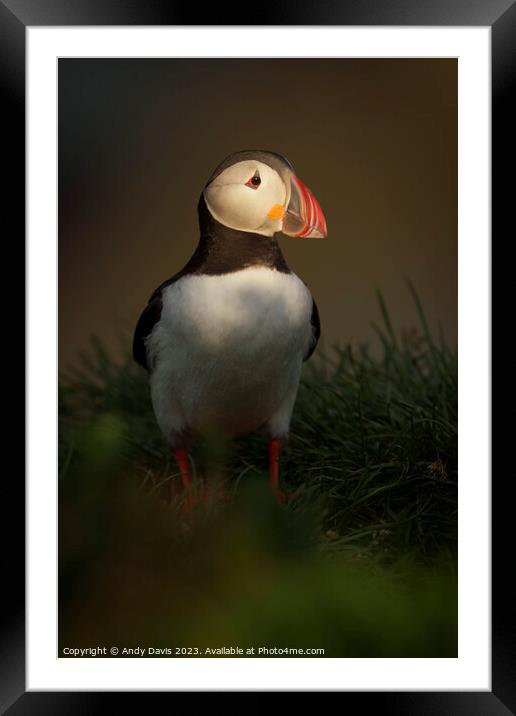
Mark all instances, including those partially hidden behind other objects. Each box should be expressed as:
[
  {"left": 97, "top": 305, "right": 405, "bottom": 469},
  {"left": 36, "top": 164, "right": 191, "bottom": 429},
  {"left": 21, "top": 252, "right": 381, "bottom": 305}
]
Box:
[{"left": 58, "top": 58, "right": 457, "bottom": 366}]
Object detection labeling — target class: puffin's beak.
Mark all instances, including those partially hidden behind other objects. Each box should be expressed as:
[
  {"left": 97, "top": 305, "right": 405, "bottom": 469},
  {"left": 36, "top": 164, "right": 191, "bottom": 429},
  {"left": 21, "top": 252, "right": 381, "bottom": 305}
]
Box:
[{"left": 281, "top": 174, "right": 327, "bottom": 239}]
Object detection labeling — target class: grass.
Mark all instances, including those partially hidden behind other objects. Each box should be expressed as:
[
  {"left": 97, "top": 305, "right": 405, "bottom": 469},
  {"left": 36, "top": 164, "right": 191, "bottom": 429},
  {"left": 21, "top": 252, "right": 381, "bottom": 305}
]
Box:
[{"left": 58, "top": 284, "right": 457, "bottom": 657}]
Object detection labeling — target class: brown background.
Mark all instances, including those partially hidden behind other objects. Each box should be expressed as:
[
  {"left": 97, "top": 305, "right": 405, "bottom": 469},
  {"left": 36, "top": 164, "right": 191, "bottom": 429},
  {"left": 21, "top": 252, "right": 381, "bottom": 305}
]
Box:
[{"left": 59, "top": 59, "right": 457, "bottom": 367}]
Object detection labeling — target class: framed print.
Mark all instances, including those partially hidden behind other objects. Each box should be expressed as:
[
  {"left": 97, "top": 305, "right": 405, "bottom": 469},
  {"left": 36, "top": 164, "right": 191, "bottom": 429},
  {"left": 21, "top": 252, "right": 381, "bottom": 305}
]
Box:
[{"left": 2, "top": 0, "right": 513, "bottom": 711}]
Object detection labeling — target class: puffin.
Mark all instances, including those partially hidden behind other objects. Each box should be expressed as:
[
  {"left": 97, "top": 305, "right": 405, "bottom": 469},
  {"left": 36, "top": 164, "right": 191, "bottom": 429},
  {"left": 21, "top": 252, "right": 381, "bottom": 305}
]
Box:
[{"left": 133, "top": 150, "right": 327, "bottom": 506}]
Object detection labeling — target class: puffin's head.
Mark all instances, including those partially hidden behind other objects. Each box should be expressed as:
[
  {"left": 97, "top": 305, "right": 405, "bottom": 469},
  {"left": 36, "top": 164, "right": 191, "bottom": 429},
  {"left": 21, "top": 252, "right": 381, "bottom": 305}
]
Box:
[{"left": 203, "top": 150, "right": 327, "bottom": 239}]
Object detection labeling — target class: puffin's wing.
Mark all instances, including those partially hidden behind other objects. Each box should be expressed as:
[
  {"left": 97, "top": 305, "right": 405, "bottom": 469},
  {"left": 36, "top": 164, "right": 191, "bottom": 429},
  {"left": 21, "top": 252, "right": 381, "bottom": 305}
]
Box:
[
  {"left": 133, "top": 269, "right": 182, "bottom": 370},
  {"left": 132, "top": 288, "right": 163, "bottom": 370},
  {"left": 304, "top": 298, "right": 321, "bottom": 361},
  {"left": 133, "top": 260, "right": 195, "bottom": 369}
]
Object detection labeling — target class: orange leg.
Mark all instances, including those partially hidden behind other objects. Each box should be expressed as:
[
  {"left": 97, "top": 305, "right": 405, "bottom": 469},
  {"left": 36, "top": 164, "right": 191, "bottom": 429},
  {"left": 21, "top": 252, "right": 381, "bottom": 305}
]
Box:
[
  {"left": 174, "top": 448, "right": 192, "bottom": 489},
  {"left": 174, "top": 448, "right": 230, "bottom": 510},
  {"left": 174, "top": 448, "right": 198, "bottom": 510},
  {"left": 268, "top": 438, "right": 288, "bottom": 506}
]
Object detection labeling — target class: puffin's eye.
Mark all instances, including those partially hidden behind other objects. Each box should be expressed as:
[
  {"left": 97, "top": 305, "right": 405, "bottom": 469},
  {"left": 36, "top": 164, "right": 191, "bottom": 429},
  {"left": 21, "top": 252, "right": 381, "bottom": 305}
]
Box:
[{"left": 245, "top": 171, "right": 261, "bottom": 189}]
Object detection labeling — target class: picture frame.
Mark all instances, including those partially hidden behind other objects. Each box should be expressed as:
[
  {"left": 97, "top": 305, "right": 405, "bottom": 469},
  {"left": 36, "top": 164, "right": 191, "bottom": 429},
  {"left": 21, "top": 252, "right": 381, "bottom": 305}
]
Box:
[{"left": 3, "top": 0, "right": 512, "bottom": 710}]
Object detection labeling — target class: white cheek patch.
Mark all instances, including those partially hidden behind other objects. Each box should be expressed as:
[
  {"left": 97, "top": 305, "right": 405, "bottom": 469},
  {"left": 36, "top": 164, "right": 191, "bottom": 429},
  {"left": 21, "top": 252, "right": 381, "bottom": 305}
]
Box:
[
  {"left": 206, "top": 183, "right": 266, "bottom": 230},
  {"left": 204, "top": 160, "right": 287, "bottom": 235}
]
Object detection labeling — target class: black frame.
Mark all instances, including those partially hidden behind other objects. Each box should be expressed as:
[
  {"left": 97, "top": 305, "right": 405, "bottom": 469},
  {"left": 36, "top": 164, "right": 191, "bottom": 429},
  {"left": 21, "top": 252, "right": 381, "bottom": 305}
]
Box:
[{"left": 4, "top": 0, "right": 513, "bottom": 711}]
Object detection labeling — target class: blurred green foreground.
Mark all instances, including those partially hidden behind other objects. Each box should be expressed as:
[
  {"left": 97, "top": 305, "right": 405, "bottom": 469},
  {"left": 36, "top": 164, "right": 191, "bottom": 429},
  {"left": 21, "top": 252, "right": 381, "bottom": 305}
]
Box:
[{"left": 59, "top": 291, "right": 457, "bottom": 657}]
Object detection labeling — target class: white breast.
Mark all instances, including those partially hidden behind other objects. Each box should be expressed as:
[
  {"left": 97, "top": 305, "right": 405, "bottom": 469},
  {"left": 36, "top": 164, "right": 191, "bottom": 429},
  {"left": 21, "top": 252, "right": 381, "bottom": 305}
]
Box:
[{"left": 146, "top": 267, "right": 313, "bottom": 442}]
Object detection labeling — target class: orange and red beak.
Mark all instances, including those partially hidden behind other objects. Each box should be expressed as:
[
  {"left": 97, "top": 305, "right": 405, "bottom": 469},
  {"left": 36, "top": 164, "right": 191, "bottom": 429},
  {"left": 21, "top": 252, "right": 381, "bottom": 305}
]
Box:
[{"left": 282, "top": 174, "right": 327, "bottom": 239}]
